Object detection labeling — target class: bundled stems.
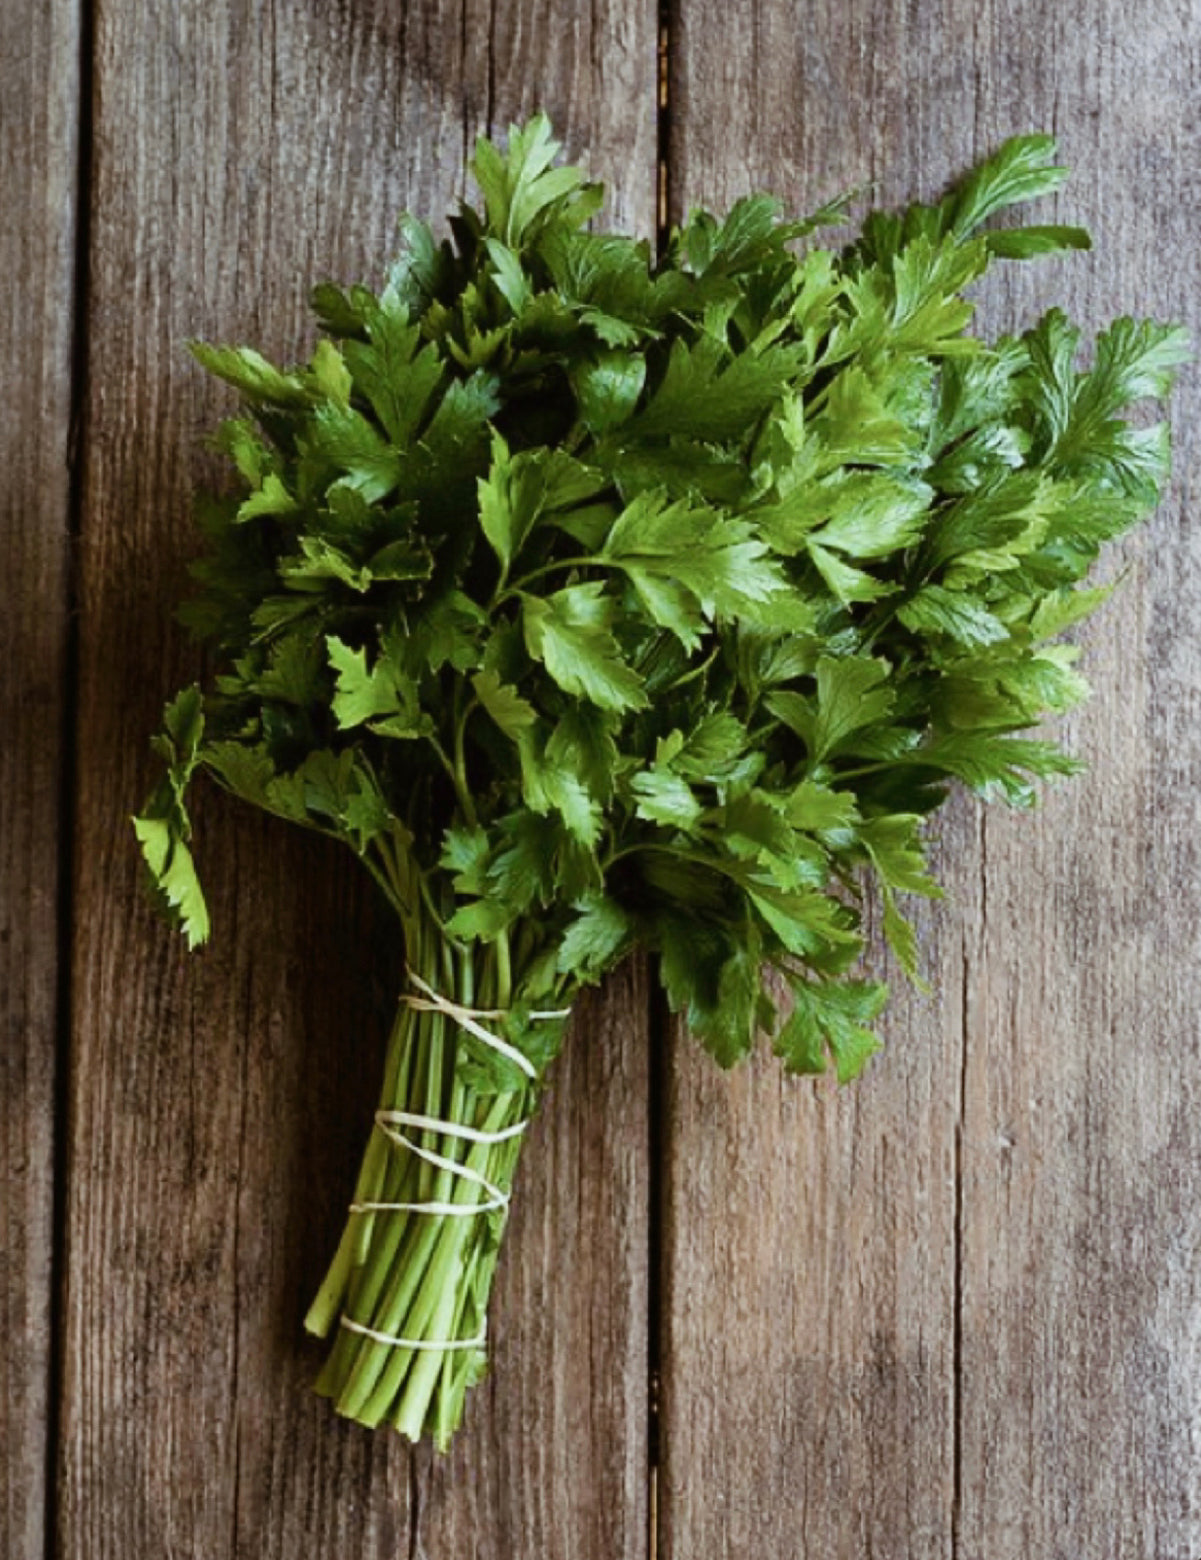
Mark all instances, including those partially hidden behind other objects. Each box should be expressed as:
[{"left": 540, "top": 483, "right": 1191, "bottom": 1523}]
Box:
[{"left": 304, "top": 866, "right": 550, "bottom": 1446}]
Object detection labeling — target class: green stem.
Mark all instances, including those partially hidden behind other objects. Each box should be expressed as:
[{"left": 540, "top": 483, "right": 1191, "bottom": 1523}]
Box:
[
  {"left": 452, "top": 692, "right": 479, "bottom": 829},
  {"left": 305, "top": 915, "right": 550, "bottom": 1447},
  {"left": 494, "top": 557, "right": 598, "bottom": 605}
]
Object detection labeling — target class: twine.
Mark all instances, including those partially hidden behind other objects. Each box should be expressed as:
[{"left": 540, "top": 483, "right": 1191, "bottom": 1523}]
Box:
[
  {"left": 339, "top": 1314, "right": 487, "bottom": 1352},
  {"left": 340, "top": 968, "right": 571, "bottom": 1353}
]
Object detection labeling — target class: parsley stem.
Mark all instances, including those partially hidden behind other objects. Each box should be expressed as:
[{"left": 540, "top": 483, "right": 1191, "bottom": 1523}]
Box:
[
  {"left": 452, "top": 693, "right": 479, "bottom": 829},
  {"left": 307, "top": 910, "right": 548, "bottom": 1443},
  {"left": 496, "top": 556, "right": 599, "bottom": 604},
  {"left": 426, "top": 728, "right": 477, "bottom": 829},
  {"left": 603, "top": 836, "right": 747, "bottom": 887},
  {"left": 828, "top": 759, "right": 898, "bottom": 782}
]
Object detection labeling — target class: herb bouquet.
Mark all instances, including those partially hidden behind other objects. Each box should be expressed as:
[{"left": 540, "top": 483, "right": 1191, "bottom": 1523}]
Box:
[{"left": 135, "top": 117, "right": 1183, "bottom": 1447}]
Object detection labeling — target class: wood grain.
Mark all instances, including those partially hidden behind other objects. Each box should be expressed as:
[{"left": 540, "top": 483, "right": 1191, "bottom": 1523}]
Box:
[
  {"left": 62, "top": 3, "right": 655, "bottom": 1557},
  {"left": 661, "top": 1, "right": 1201, "bottom": 1554},
  {"left": 43, "top": 0, "right": 1201, "bottom": 1553},
  {"left": 0, "top": 2, "right": 80, "bottom": 1557},
  {"left": 956, "top": 4, "right": 1201, "bottom": 1551}
]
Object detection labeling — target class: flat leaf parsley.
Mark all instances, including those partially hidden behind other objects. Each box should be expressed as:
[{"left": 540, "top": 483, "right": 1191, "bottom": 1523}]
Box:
[{"left": 135, "top": 117, "right": 1184, "bottom": 1446}]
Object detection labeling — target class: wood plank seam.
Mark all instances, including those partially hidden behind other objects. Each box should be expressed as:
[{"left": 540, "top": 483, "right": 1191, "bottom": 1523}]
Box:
[
  {"left": 48, "top": 4, "right": 94, "bottom": 1560},
  {"left": 2, "top": 0, "right": 82, "bottom": 1543},
  {"left": 650, "top": 15, "right": 675, "bottom": 1560},
  {"left": 656, "top": 0, "right": 672, "bottom": 255},
  {"left": 951, "top": 810, "right": 985, "bottom": 1560}
]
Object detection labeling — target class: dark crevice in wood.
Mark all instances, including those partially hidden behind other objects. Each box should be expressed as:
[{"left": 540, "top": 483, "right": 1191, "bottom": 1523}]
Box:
[
  {"left": 951, "top": 811, "right": 984, "bottom": 1558},
  {"left": 227, "top": 952, "right": 254, "bottom": 1559},
  {"left": 645, "top": 964, "right": 667, "bottom": 1560},
  {"left": 458, "top": 0, "right": 472, "bottom": 173},
  {"left": 655, "top": 0, "right": 673, "bottom": 256},
  {"left": 952, "top": 948, "right": 966, "bottom": 1560},
  {"left": 47, "top": 2, "right": 94, "bottom": 1557},
  {"left": 649, "top": 12, "right": 673, "bottom": 1550},
  {"left": 408, "top": 1454, "right": 422, "bottom": 1560},
  {"left": 485, "top": 0, "right": 497, "bottom": 139},
  {"left": 229, "top": 1415, "right": 243, "bottom": 1560}
]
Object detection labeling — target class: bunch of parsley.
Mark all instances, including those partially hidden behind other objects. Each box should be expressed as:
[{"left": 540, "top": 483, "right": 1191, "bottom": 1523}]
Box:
[{"left": 136, "top": 116, "right": 1184, "bottom": 1446}]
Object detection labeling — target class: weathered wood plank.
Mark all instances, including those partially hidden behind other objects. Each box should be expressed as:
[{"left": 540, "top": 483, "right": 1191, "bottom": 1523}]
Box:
[
  {"left": 63, "top": 3, "right": 654, "bottom": 1557},
  {"left": 417, "top": 33, "right": 655, "bottom": 1555},
  {"left": 659, "top": 16, "right": 975, "bottom": 1552},
  {"left": 661, "top": 1, "right": 1201, "bottom": 1554},
  {"left": 660, "top": 841, "right": 970, "bottom": 1560},
  {"left": 955, "top": 4, "right": 1201, "bottom": 1552},
  {"left": 0, "top": 2, "right": 79, "bottom": 1556}
]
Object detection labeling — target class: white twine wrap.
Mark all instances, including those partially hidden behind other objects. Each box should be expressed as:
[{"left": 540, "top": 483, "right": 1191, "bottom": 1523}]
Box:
[
  {"left": 340, "top": 1315, "right": 487, "bottom": 1352},
  {"left": 340, "top": 968, "right": 571, "bottom": 1353}
]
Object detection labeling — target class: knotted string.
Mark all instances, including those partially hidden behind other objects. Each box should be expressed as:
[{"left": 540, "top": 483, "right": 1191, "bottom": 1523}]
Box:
[{"left": 339, "top": 967, "right": 571, "bottom": 1352}]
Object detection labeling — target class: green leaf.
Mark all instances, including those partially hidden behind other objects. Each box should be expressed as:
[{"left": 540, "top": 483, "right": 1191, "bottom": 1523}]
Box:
[
  {"left": 898, "top": 584, "right": 1009, "bottom": 648},
  {"left": 1032, "top": 313, "right": 1189, "bottom": 495},
  {"left": 984, "top": 225, "right": 1091, "bottom": 260},
  {"left": 236, "top": 472, "right": 298, "bottom": 523},
  {"left": 472, "top": 112, "right": 598, "bottom": 248},
  {"left": 775, "top": 978, "right": 888, "bottom": 1081},
  {"left": 342, "top": 307, "right": 444, "bottom": 445},
  {"left": 906, "top": 732, "right": 1083, "bottom": 803},
  {"left": 811, "top": 655, "right": 896, "bottom": 760},
  {"left": 786, "top": 780, "right": 860, "bottom": 834},
  {"left": 557, "top": 892, "right": 634, "bottom": 978},
  {"left": 485, "top": 238, "right": 535, "bottom": 314},
  {"left": 545, "top": 705, "right": 620, "bottom": 803},
  {"left": 857, "top": 814, "right": 941, "bottom": 899},
  {"left": 807, "top": 541, "right": 895, "bottom": 606},
  {"left": 570, "top": 351, "right": 647, "bottom": 433},
  {"left": 132, "top": 816, "right": 211, "bottom": 950},
  {"left": 1028, "top": 583, "right": 1113, "bottom": 640},
  {"left": 440, "top": 825, "right": 491, "bottom": 895},
  {"left": 326, "top": 635, "right": 404, "bottom": 728},
  {"left": 514, "top": 728, "right": 604, "bottom": 847},
  {"left": 602, "top": 490, "right": 784, "bottom": 621},
  {"left": 382, "top": 213, "right": 450, "bottom": 319},
  {"left": 311, "top": 338, "right": 353, "bottom": 406},
  {"left": 922, "top": 472, "right": 1051, "bottom": 573},
  {"left": 888, "top": 235, "right": 983, "bottom": 351},
  {"left": 659, "top": 921, "right": 762, "bottom": 1067},
  {"left": 190, "top": 342, "right": 311, "bottom": 405},
  {"left": 943, "top": 134, "right": 1071, "bottom": 241},
  {"left": 419, "top": 370, "right": 501, "bottom": 468},
  {"left": 807, "top": 473, "right": 933, "bottom": 560},
  {"left": 673, "top": 713, "right": 751, "bottom": 784},
  {"left": 473, "top": 668, "right": 537, "bottom": 740},
  {"left": 625, "top": 335, "right": 801, "bottom": 443},
  {"left": 306, "top": 401, "right": 400, "bottom": 502},
  {"left": 630, "top": 769, "right": 703, "bottom": 829},
  {"left": 161, "top": 684, "right": 204, "bottom": 763},
  {"left": 133, "top": 686, "right": 210, "bottom": 950},
  {"left": 814, "top": 366, "right": 922, "bottom": 467},
  {"left": 477, "top": 431, "right": 548, "bottom": 572},
  {"left": 444, "top": 897, "right": 514, "bottom": 943},
  {"left": 343, "top": 766, "right": 391, "bottom": 851},
  {"left": 522, "top": 584, "right": 648, "bottom": 711}
]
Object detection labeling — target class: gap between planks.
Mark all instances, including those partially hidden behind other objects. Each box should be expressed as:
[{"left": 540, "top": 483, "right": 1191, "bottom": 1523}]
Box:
[{"left": 47, "top": 2, "right": 96, "bottom": 1559}]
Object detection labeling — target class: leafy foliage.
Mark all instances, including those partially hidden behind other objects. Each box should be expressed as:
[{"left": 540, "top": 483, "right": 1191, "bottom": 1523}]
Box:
[{"left": 137, "top": 117, "right": 1183, "bottom": 1081}]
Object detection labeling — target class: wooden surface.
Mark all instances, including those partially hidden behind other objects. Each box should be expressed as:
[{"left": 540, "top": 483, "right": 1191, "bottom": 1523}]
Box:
[
  {"left": 0, "top": 1, "right": 79, "bottom": 1557},
  {"left": 663, "top": 1, "right": 1201, "bottom": 1556},
  {"left": 61, "top": 3, "right": 653, "bottom": 1558},
  {"left": 4, "top": 0, "right": 1200, "bottom": 1555}
]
